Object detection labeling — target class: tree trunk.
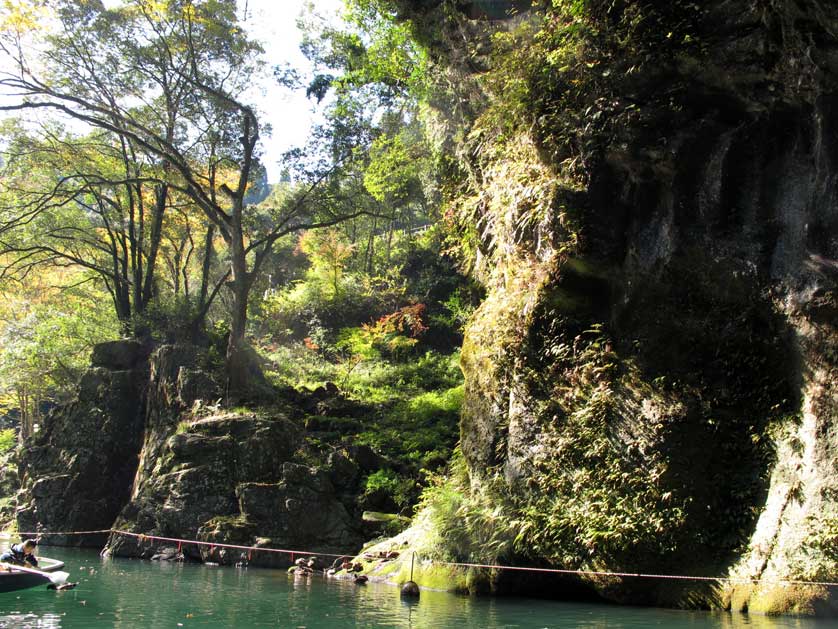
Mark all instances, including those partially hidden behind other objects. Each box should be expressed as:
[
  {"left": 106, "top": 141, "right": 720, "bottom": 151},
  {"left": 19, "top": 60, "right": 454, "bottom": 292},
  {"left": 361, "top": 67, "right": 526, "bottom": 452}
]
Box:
[
  {"left": 225, "top": 274, "right": 267, "bottom": 401},
  {"left": 189, "top": 224, "right": 218, "bottom": 342},
  {"left": 224, "top": 218, "right": 264, "bottom": 399},
  {"left": 386, "top": 215, "right": 395, "bottom": 265},
  {"left": 365, "top": 216, "right": 377, "bottom": 274},
  {"left": 141, "top": 183, "right": 167, "bottom": 309},
  {"left": 198, "top": 225, "right": 215, "bottom": 309},
  {"left": 17, "top": 387, "right": 30, "bottom": 443}
]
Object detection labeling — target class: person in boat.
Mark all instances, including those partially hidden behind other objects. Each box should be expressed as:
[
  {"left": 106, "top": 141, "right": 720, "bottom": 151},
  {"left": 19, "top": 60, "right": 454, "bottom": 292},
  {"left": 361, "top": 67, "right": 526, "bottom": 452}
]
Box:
[{"left": 0, "top": 539, "right": 38, "bottom": 568}]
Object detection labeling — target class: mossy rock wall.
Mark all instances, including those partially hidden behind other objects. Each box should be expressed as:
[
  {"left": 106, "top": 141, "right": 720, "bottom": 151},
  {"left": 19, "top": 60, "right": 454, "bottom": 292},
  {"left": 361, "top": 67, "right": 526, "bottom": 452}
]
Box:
[{"left": 392, "top": 0, "right": 838, "bottom": 613}]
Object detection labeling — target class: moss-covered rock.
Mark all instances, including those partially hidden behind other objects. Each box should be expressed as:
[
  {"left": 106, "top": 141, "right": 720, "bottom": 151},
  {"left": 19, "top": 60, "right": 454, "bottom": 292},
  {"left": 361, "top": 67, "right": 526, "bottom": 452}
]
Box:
[
  {"left": 383, "top": 0, "right": 838, "bottom": 614},
  {"left": 105, "top": 411, "right": 369, "bottom": 564}
]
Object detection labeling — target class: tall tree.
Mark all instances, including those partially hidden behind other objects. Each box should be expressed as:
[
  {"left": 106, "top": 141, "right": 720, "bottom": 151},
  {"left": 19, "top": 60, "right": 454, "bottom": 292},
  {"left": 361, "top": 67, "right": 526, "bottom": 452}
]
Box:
[
  {"left": 299, "top": 1, "right": 435, "bottom": 274},
  {"left": 0, "top": 0, "right": 366, "bottom": 394},
  {"left": 0, "top": 122, "right": 171, "bottom": 330}
]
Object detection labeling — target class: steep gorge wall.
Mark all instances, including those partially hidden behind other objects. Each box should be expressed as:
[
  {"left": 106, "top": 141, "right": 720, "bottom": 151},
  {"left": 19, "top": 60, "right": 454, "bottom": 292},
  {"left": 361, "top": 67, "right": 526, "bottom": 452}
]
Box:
[{"left": 393, "top": 0, "right": 838, "bottom": 613}]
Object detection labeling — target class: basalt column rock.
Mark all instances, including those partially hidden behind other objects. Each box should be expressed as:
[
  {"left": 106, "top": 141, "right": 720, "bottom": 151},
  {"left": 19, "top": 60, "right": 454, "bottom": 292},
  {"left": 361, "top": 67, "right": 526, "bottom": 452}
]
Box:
[{"left": 16, "top": 339, "right": 150, "bottom": 546}]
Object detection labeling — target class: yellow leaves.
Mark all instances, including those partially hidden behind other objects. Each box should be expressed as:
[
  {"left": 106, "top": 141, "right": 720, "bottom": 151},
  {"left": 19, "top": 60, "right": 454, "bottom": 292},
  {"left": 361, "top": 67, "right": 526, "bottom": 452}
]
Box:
[
  {"left": 134, "top": 0, "right": 191, "bottom": 25},
  {"left": 178, "top": 1, "right": 215, "bottom": 30},
  {"left": 298, "top": 228, "right": 355, "bottom": 267},
  {"left": 182, "top": 2, "right": 196, "bottom": 21},
  {"left": 0, "top": 264, "right": 77, "bottom": 313},
  {"left": 144, "top": 0, "right": 169, "bottom": 16},
  {"left": 0, "top": 0, "right": 50, "bottom": 37},
  {"left": 0, "top": 391, "right": 17, "bottom": 414},
  {"left": 212, "top": 165, "right": 241, "bottom": 198}
]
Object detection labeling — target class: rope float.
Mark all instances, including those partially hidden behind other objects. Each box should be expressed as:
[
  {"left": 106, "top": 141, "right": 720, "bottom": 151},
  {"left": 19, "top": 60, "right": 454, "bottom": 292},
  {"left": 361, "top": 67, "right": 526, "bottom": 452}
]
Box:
[{"left": 2, "top": 528, "right": 837, "bottom": 588}]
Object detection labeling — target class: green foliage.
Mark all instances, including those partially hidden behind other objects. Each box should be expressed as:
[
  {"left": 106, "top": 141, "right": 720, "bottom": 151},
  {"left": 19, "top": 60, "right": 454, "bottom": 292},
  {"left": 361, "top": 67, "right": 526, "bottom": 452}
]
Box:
[
  {"left": 363, "top": 123, "right": 429, "bottom": 206},
  {"left": 415, "top": 452, "right": 516, "bottom": 565},
  {"left": 0, "top": 271, "right": 121, "bottom": 424},
  {"left": 511, "top": 387, "right": 686, "bottom": 567},
  {"left": 415, "top": 467, "right": 467, "bottom": 558},
  {"left": 431, "top": 289, "right": 477, "bottom": 334},
  {"left": 258, "top": 273, "right": 394, "bottom": 348},
  {"left": 305, "top": 0, "right": 429, "bottom": 98},
  {"left": 260, "top": 337, "right": 463, "bottom": 498},
  {"left": 254, "top": 227, "right": 477, "bottom": 353},
  {"left": 363, "top": 469, "right": 414, "bottom": 509},
  {"left": 800, "top": 513, "right": 838, "bottom": 581},
  {"left": 356, "top": 383, "right": 463, "bottom": 469},
  {"left": 264, "top": 337, "right": 462, "bottom": 410},
  {"left": 297, "top": 229, "right": 356, "bottom": 298},
  {"left": 260, "top": 342, "right": 337, "bottom": 391},
  {"left": 343, "top": 350, "right": 462, "bottom": 405},
  {"left": 339, "top": 303, "right": 429, "bottom": 361},
  {"left": 335, "top": 326, "right": 380, "bottom": 361},
  {"left": 0, "top": 429, "right": 15, "bottom": 454},
  {"left": 404, "top": 385, "right": 463, "bottom": 420}
]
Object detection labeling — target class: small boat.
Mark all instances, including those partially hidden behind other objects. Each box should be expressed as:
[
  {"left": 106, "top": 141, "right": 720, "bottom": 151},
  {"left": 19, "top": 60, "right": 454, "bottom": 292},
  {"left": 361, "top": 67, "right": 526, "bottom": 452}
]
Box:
[{"left": 0, "top": 558, "right": 67, "bottom": 593}]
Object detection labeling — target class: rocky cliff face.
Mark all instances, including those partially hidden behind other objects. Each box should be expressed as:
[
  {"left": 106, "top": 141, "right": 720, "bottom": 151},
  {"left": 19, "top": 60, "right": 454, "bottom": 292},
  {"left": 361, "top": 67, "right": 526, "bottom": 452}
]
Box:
[
  {"left": 17, "top": 341, "right": 373, "bottom": 565},
  {"left": 390, "top": 0, "right": 838, "bottom": 614},
  {"left": 102, "top": 344, "right": 371, "bottom": 565},
  {"left": 106, "top": 409, "right": 366, "bottom": 566},
  {"left": 16, "top": 340, "right": 150, "bottom": 546}
]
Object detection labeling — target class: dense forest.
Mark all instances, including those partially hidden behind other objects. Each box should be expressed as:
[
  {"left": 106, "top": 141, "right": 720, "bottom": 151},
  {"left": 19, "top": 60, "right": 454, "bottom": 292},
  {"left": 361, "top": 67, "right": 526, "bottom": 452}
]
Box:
[
  {"left": 0, "top": 0, "right": 476, "bottom": 510},
  {"left": 1, "top": 0, "right": 838, "bottom": 618}
]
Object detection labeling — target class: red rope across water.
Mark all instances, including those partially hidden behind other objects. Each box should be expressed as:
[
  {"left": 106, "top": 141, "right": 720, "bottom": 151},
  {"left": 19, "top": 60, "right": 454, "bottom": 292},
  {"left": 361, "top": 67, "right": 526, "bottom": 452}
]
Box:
[
  {"left": 8, "top": 529, "right": 113, "bottom": 536},
  {"left": 3, "top": 528, "right": 838, "bottom": 588},
  {"left": 114, "top": 530, "right": 350, "bottom": 559}
]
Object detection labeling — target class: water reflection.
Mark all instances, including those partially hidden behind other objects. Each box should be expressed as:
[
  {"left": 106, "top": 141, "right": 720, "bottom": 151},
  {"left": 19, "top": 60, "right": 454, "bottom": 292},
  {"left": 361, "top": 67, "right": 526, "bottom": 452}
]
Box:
[
  {"left": 0, "top": 547, "right": 835, "bottom": 628},
  {"left": 0, "top": 612, "right": 63, "bottom": 628}
]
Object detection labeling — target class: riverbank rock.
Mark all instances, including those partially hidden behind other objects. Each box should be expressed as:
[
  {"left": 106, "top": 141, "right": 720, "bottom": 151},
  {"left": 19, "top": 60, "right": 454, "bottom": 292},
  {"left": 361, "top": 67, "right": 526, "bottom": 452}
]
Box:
[
  {"left": 9, "top": 333, "right": 375, "bottom": 566},
  {"left": 195, "top": 464, "right": 365, "bottom": 568},
  {"left": 16, "top": 337, "right": 375, "bottom": 562},
  {"left": 16, "top": 339, "right": 150, "bottom": 546}
]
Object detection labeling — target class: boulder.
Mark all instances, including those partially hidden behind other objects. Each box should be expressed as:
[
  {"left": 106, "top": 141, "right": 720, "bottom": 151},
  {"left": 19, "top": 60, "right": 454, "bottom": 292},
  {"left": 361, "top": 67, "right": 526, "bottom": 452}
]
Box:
[
  {"left": 326, "top": 450, "right": 360, "bottom": 490},
  {"left": 346, "top": 445, "right": 384, "bottom": 473},
  {"left": 177, "top": 368, "right": 221, "bottom": 408},
  {"left": 91, "top": 339, "right": 149, "bottom": 370},
  {"left": 105, "top": 411, "right": 363, "bottom": 565},
  {"left": 106, "top": 431, "right": 366, "bottom": 567},
  {"left": 19, "top": 339, "right": 375, "bottom": 565}
]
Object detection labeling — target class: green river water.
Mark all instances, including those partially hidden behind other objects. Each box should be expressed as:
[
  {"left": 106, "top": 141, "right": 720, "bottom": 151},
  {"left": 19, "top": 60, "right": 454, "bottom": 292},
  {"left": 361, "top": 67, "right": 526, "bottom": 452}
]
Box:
[{"left": 1, "top": 547, "right": 837, "bottom": 628}]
